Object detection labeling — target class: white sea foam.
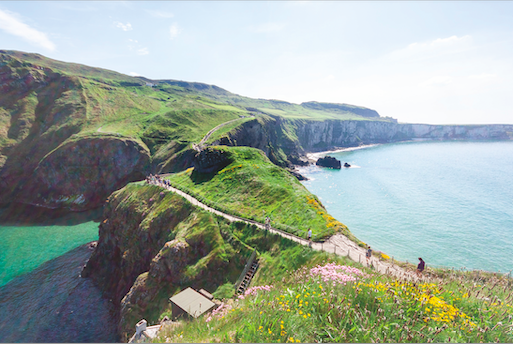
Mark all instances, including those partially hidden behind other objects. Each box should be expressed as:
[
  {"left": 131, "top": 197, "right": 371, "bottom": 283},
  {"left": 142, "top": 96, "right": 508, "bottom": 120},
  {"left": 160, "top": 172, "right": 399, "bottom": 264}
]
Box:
[{"left": 306, "top": 144, "right": 379, "bottom": 160}]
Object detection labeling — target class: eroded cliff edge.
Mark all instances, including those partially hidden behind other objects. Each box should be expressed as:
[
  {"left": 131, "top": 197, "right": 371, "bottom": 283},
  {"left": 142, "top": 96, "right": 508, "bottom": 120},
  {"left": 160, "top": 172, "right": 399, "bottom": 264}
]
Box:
[
  {"left": 215, "top": 116, "right": 513, "bottom": 166},
  {"left": 81, "top": 182, "right": 254, "bottom": 340}
]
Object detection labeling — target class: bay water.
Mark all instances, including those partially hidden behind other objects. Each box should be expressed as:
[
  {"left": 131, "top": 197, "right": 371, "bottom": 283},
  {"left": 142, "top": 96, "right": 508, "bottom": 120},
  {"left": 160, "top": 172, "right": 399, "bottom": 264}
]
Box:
[
  {"left": 299, "top": 140, "right": 513, "bottom": 273},
  {"left": 0, "top": 209, "right": 118, "bottom": 342}
]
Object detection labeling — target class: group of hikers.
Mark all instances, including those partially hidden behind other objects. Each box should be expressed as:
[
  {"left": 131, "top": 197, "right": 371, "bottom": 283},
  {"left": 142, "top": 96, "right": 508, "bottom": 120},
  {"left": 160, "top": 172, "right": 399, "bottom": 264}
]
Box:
[{"left": 146, "top": 174, "right": 170, "bottom": 188}]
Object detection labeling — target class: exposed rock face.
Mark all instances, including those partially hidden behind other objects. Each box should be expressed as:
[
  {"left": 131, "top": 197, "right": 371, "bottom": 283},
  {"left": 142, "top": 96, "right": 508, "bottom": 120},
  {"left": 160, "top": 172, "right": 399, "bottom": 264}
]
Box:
[
  {"left": 294, "top": 121, "right": 513, "bottom": 152},
  {"left": 214, "top": 116, "right": 300, "bottom": 167},
  {"left": 14, "top": 136, "right": 151, "bottom": 211},
  {"left": 194, "top": 147, "right": 232, "bottom": 173},
  {"left": 316, "top": 156, "right": 341, "bottom": 169},
  {"left": 0, "top": 53, "right": 153, "bottom": 211},
  {"left": 220, "top": 117, "right": 513, "bottom": 166},
  {"left": 288, "top": 169, "right": 308, "bottom": 181}
]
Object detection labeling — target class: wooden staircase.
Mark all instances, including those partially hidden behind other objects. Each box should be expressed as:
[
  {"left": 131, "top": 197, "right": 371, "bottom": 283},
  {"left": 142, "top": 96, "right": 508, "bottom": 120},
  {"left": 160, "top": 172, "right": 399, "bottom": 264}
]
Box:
[{"left": 237, "top": 259, "right": 259, "bottom": 294}]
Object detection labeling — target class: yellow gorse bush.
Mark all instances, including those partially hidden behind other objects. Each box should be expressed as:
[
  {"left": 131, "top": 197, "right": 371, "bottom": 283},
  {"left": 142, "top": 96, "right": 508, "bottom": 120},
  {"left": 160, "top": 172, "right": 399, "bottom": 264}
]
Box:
[
  {"left": 218, "top": 164, "right": 243, "bottom": 175},
  {"left": 360, "top": 280, "right": 478, "bottom": 330},
  {"left": 306, "top": 195, "right": 346, "bottom": 231}
]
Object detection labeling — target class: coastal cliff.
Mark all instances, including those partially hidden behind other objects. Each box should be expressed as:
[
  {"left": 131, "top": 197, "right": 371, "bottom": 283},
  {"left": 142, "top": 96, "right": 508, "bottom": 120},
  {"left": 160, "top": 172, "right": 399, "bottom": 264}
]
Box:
[
  {"left": 0, "top": 51, "right": 155, "bottom": 211},
  {"left": 215, "top": 116, "right": 513, "bottom": 165},
  {"left": 2, "top": 50, "right": 513, "bottom": 212},
  {"left": 81, "top": 182, "right": 253, "bottom": 340}
]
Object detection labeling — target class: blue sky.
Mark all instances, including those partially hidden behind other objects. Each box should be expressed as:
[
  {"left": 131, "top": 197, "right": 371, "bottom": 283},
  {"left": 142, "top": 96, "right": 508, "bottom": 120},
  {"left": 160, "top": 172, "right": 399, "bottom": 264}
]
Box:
[{"left": 1, "top": 1, "right": 512, "bottom": 125}]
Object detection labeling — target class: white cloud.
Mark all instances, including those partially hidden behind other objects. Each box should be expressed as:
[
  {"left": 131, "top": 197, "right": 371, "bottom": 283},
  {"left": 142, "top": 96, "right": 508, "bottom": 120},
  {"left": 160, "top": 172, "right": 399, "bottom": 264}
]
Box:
[
  {"left": 169, "top": 23, "right": 181, "bottom": 39},
  {"left": 409, "top": 35, "right": 471, "bottom": 51},
  {"left": 146, "top": 10, "right": 174, "bottom": 18},
  {"left": 129, "top": 72, "right": 141, "bottom": 76},
  {"left": 249, "top": 22, "right": 286, "bottom": 34},
  {"left": 137, "top": 47, "right": 149, "bottom": 56},
  {"left": 114, "top": 21, "right": 132, "bottom": 31},
  {"left": 388, "top": 35, "right": 472, "bottom": 61},
  {"left": 0, "top": 9, "right": 56, "bottom": 51}
]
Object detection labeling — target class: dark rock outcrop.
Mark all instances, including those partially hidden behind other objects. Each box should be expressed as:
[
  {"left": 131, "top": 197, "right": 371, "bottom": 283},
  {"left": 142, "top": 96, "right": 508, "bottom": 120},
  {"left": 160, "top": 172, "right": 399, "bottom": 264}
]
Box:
[
  {"left": 15, "top": 136, "right": 151, "bottom": 211},
  {"left": 316, "top": 156, "right": 341, "bottom": 169},
  {"left": 288, "top": 169, "right": 308, "bottom": 181},
  {"left": 193, "top": 147, "right": 232, "bottom": 173}
]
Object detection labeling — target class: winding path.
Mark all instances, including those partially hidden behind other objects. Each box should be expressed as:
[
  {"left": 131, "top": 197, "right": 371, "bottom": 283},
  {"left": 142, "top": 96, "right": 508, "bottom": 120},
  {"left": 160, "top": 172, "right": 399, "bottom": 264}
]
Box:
[
  {"left": 193, "top": 116, "right": 252, "bottom": 152},
  {"left": 148, "top": 179, "right": 427, "bottom": 282}
]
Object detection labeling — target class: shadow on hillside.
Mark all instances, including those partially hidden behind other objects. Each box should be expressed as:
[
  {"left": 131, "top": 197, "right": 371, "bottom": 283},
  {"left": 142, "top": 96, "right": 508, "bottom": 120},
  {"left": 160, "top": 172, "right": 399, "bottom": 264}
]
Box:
[
  {"left": 0, "top": 203, "right": 103, "bottom": 226},
  {"left": 0, "top": 244, "right": 119, "bottom": 343},
  {"left": 189, "top": 169, "right": 217, "bottom": 184}
]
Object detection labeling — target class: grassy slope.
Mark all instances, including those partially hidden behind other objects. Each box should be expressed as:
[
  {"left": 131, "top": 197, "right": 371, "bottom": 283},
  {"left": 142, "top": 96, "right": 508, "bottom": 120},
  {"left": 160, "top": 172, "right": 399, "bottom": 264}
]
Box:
[
  {"left": 165, "top": 146, "right": 357, "bottom": 242},
  {"left": 109, "top": 181, "right": 340, "bottom": 339},
  {"left": 155, "top": 258, "right": 513, "bottom": 343},
  {"left": 1, "top": 50, "right": 395, "bottom": 177},
  {"left": 152, "top": 145, "right": 512, "bottom": 343}
]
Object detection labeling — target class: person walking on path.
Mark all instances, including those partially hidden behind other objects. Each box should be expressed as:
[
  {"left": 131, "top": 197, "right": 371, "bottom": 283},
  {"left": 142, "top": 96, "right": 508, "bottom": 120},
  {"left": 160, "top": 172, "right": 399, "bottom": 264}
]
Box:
[
  {"left": 307, "top": 228, "right": 312, "bottom": 247},
  {"left": 366, "top": 246, "right": 372, "bottom": 266},
  {"left": 416, "top": 257, "right": 425, "bottom": 277},
  {"left": 265, "top": 216, "right": 271, "bottom": 231}
]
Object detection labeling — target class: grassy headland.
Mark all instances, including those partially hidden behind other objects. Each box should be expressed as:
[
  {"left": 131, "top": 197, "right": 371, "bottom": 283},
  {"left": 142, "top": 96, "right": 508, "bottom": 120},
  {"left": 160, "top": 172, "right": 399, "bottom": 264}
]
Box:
[
  {"left": 164, "top": 146, "right": 356, "bottom": 242},
  {"left": 152, "top": 145, "right": 513, "bottom": 343}
]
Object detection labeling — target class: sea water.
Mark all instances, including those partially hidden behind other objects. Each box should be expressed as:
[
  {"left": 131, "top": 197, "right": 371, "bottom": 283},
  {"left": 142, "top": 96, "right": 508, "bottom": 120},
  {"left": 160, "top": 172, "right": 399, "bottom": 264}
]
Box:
[
  {"left": 299, "top": 140, "right": 513, "bottom": 273},
  {"left": 0, "top": 220, "right": 99, "bottom": 286},
  {"left": 0, "top": 210, "right": 118, "bottom": 342}
]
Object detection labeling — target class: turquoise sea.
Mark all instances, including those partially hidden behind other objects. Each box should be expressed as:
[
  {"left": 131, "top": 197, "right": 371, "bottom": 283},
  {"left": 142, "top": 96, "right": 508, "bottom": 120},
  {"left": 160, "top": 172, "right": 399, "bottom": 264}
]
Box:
[
  {"left": 0, "top": 209, "right": 118, "bottom": 342},
  {"left": 0, "top": 220, "right": 99, "bottom": 286},
  {"left": 299, "top": 140, "right": 513, "bottom": 273}
]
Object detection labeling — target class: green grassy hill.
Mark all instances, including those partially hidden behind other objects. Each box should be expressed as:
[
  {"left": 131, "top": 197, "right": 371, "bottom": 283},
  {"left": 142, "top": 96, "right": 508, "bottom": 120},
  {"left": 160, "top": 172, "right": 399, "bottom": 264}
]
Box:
[
  {"left": 2, "top": 51, "right": 512, "bottom": 343},
  {"left": 165, "top": 146, "right": 355, "bottom": 242},
  {"left": 0, "top": 50, "right": 394, "bottom": 210}
]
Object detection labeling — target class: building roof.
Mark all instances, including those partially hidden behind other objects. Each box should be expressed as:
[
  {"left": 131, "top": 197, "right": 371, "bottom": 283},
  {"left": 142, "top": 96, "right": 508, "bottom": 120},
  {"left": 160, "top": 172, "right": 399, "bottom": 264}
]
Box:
[{"left": 169, "top": 287, "right": 216, "bottom": 318}]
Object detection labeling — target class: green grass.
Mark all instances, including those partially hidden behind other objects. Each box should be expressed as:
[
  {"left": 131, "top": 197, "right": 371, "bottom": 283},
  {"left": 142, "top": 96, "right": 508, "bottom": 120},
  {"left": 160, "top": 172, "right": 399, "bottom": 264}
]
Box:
[
  {"left": 196, "top": 99, "right": 247, "bottom": 112},
  {"left": 165, "top": 146, "right": 356, "bottom": 242},
  {"left": 1, "top": 50, "right": 397, "bottom": 176},
  {"left": 204, "top": 117, "right": 255, "bottom": 145},
  {"left": 155, "top": 260, "right": 513, "bottom": 343}
]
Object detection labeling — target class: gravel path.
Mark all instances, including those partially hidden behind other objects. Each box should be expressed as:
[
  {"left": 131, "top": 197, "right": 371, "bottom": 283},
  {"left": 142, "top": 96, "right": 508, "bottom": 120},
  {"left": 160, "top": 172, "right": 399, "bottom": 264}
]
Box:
[{"left": 148, "top": 179, "right": 430, "bottom": 282}]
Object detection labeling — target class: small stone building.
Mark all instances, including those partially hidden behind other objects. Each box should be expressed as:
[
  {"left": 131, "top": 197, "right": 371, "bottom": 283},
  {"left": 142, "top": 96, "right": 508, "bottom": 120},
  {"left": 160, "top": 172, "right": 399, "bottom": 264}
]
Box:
[{"left": 169, "top": 287, "right": 216, "bottom": 319}]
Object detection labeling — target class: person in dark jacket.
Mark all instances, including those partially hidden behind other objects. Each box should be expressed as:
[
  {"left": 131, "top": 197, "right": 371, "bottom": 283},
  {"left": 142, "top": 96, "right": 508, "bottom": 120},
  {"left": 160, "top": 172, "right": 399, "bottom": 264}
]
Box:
[{"left": 416, "top": 257, "right": 425, "bottom": 276}]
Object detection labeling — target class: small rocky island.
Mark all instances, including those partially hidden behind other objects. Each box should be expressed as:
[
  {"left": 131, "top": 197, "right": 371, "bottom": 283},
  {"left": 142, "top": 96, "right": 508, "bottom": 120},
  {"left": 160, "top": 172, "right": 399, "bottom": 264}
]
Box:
[{"left": 316, "top": 156, "right": 341, "bottom": 169}]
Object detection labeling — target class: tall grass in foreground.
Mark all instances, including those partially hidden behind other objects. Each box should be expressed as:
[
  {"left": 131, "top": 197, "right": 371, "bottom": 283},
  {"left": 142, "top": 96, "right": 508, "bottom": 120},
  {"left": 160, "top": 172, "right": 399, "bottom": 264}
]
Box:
[{"left": 155, "top": 260, "right": 513, "bottom": 343}]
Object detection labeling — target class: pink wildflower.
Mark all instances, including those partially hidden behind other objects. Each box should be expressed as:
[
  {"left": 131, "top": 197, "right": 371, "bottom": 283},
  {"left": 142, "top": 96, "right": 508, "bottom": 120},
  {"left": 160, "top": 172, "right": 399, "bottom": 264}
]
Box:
[
  {"left": 238, "top": 285, "right": 273, "bottom": 299},
  {"left": 206, "top": 302, "right": 227, "bottom": 322},
  {"left": 309, "top": 263, "right": 364, "bottom": 285}
]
